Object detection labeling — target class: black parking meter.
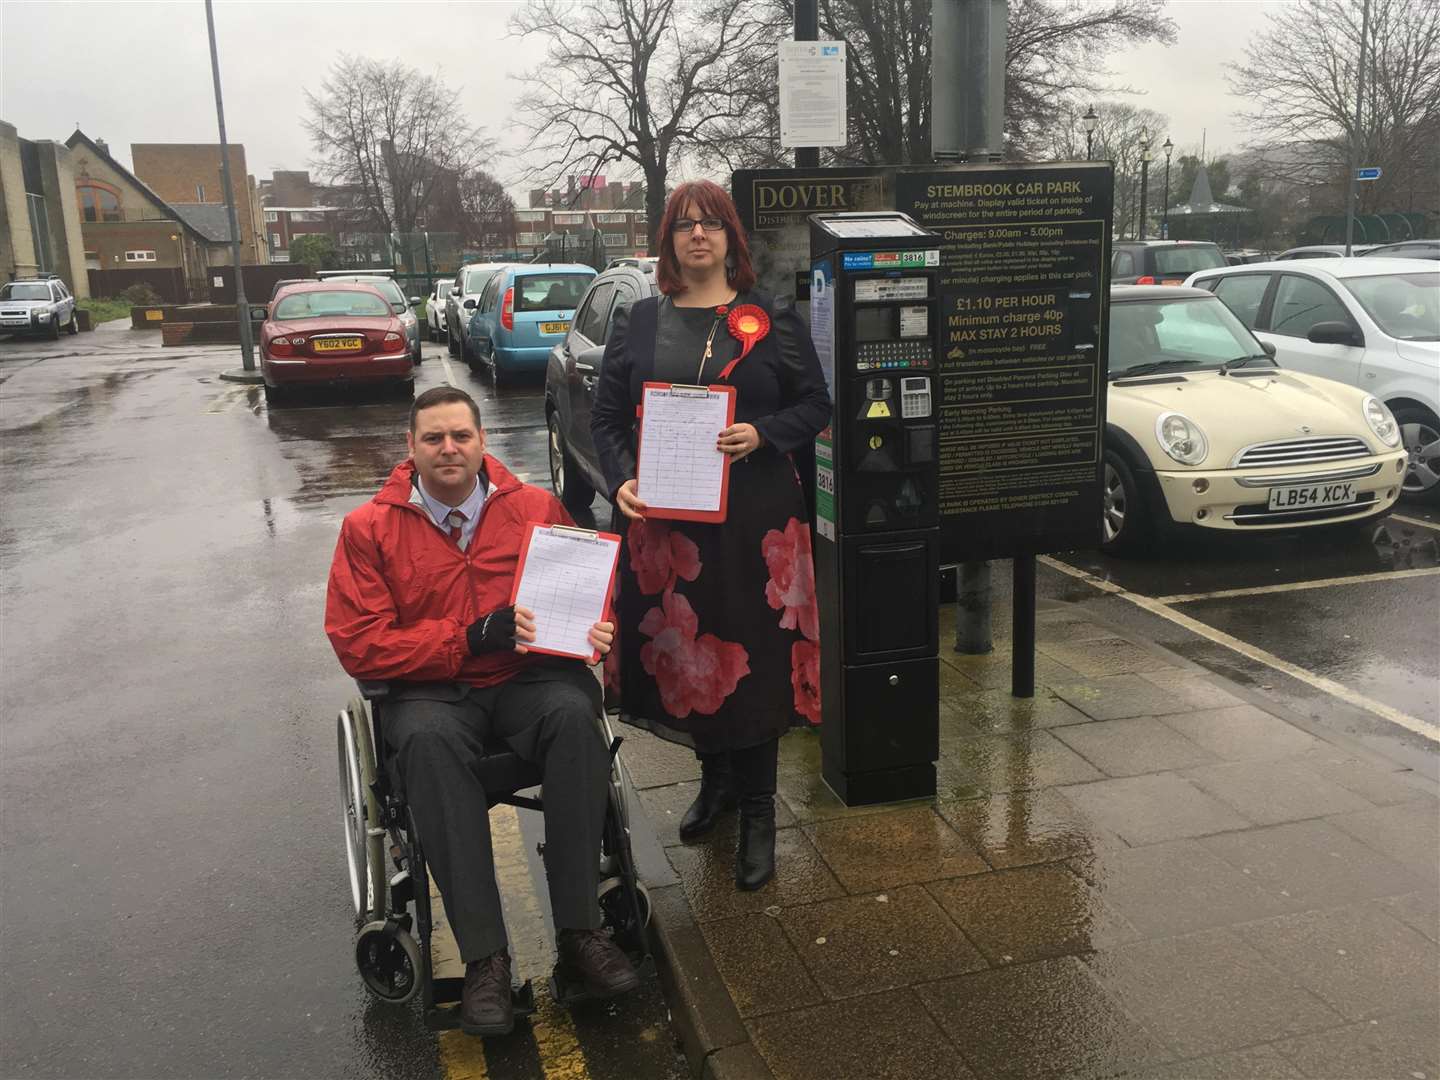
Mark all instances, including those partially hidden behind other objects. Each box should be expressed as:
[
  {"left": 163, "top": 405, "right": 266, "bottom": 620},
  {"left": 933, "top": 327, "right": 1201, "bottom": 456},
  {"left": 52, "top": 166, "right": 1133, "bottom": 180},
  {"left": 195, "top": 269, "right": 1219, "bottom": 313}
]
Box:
[{"left": 809, "top": 212, "right": 941, "bottom": 806}]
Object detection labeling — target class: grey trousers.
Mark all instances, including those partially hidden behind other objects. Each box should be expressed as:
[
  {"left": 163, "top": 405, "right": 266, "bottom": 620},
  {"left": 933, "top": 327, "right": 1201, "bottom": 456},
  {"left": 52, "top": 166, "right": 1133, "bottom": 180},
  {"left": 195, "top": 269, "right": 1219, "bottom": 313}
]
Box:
[{"left": 382, "top": 663, "right": 609, "bottom": 962}]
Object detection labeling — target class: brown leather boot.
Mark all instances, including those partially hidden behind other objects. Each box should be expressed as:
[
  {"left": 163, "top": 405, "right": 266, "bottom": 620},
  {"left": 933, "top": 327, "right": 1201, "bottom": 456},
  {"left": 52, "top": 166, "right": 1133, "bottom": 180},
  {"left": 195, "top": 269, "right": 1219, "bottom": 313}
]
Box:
[
  {"left": 461, "top": 948, "right": 515, "bottom": 1036},
  {"left": 556, "top": 928, "right": 641, "bottom": 998}
]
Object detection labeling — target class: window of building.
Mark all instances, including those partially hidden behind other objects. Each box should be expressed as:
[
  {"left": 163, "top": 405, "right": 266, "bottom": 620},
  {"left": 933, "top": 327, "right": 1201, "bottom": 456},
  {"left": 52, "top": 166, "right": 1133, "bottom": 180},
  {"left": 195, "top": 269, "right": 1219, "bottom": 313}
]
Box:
[
  {"left": 196, "top": 184, "right": 206, "bottom": 201},
  {"left": 124, "top": 250, "right": 157, "bottom": 262},
  {"left": 271, "top": 232, "right": 283, "bottom": 249},
  {"left": 596, "top": 213, "right": 629, "bottom": 224},
  {"left": 516, "top": 231, "right": 544, "bottom": 246},
  {"left": 603, "top": 232, "right": 628, "bottom": 247},
  {"left": 77, "top": 183, "right": 122, "bottom": 223},
  {"left": 265, "top": 211, "right": 278, "bottom": 223},
  {"left": 552, "top": 212, "right": 584, "bottom": 225},
  {"left": 515, "top": 210, "right": 546, "bottom": 223}
]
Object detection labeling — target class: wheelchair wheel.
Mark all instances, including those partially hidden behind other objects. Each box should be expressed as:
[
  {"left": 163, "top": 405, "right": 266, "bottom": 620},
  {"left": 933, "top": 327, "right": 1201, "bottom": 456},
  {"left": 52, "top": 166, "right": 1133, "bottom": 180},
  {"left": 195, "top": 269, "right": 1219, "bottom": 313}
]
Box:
[
  {"left": 338, "top": 700, "right": 385, "bottom": 923},
  {"left": 598, "top": 876, "right": 651, "bottom": 950},
  {"left": 355, "top": 920, "right": 421, "bottom": 1003}
]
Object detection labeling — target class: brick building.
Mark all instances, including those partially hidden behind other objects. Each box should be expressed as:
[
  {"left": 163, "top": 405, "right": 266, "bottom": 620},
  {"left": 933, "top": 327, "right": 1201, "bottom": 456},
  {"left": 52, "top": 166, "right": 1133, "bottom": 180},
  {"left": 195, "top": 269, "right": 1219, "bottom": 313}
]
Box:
[
  {"left": 131, "top": 142, "right": 267, "bottom": 264},
  {"left": 262, "top": 206, "right": 343, "bottom": 263},
  {"left": 1, "top": 120, "right": 88, "bottom": 294},
  {"left": 63, "top": 130, "right": 218, "bottom": 296}
]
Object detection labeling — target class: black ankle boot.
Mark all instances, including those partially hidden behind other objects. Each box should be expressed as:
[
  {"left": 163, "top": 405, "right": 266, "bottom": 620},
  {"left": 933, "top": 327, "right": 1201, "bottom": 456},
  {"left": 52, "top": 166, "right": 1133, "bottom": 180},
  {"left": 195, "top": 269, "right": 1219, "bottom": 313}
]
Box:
[
  {"left": 679, "top": 754, "right": 737, "bottom": 842},
  {"left": 735, "top": 796, "right": 776, "bottom": 891}
]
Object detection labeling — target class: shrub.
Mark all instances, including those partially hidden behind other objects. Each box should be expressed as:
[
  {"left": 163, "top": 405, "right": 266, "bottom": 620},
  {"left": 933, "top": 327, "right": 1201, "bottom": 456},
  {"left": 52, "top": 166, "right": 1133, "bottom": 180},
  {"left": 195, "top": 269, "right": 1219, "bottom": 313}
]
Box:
[{"left": 119, "top": 282, "right": 164, "bottom": 306}]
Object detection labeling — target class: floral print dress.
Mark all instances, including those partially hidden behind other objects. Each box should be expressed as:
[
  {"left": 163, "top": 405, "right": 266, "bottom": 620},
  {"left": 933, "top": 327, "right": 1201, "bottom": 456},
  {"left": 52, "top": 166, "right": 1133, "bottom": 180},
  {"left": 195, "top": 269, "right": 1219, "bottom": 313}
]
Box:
[{"left": 590, "top": 293, "right": 833, "bottom": 753}]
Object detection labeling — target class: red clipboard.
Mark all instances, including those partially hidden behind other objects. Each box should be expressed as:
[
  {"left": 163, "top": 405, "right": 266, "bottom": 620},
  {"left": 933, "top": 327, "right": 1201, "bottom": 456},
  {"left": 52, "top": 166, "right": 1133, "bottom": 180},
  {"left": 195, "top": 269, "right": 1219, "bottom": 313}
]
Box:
[
  {"left": 508, "top": 522, "right": 622, "bottom": 663},
  {"left": 635, "top": 381, "right": 737, "bottom": 524}
]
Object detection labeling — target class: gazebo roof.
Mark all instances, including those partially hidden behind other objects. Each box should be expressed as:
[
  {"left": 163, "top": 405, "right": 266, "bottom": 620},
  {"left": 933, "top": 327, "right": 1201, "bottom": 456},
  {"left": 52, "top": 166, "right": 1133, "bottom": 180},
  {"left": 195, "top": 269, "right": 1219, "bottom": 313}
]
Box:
[{"left": 1169, "top": 167, "right": 1251, "bottom": 215}]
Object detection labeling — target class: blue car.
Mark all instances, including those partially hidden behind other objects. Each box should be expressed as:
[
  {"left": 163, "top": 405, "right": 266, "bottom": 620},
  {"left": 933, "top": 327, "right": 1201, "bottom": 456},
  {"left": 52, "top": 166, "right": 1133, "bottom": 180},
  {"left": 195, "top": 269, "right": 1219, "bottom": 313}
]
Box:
[{"left": 466, "top": 264, "right": 597, "bottom": 382}]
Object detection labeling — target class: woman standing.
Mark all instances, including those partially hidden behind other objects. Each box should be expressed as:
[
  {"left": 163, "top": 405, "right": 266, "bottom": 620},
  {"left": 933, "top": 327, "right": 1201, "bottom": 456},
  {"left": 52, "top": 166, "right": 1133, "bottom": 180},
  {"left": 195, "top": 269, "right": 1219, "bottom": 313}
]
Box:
[{"left": 591, "top": 180, "right": 832, "bottom": 890}]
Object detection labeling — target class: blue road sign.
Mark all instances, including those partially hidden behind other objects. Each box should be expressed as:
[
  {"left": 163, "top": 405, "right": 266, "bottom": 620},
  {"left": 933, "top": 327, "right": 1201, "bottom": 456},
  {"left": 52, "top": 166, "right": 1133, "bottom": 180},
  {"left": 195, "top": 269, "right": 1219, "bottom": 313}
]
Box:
[{"left": 1356, "top": 167, "right": 1382, "bottom": 181}]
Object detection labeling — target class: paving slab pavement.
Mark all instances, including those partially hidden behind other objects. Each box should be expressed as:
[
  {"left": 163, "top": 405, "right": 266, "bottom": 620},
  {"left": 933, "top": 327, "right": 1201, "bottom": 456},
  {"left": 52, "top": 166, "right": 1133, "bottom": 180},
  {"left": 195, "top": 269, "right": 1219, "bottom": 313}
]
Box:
[{"left": 620, "top": 599, "right": 1439, "bottom": 1080}]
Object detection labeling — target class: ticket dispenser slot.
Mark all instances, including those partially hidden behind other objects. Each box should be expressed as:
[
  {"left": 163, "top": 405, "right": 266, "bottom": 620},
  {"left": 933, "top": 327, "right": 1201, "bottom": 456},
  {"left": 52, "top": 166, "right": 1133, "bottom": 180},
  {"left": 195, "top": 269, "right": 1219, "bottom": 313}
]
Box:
[{"left": 810, "top": 211, "right": 943, "bottom": 807}]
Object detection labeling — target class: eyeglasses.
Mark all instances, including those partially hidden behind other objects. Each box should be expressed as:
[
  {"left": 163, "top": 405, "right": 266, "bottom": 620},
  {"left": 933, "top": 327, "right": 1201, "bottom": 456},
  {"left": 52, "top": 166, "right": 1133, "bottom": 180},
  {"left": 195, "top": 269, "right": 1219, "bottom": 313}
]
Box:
[{"left": 671, "top": 216, "right": 724, "bottom": 234}]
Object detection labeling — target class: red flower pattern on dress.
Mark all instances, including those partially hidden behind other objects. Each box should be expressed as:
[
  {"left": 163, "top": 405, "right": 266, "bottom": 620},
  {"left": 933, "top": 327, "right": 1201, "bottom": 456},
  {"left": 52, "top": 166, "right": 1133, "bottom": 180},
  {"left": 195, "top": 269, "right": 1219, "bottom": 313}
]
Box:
[
  {"left": 762, "top": 517, "right": 819, "bottom": 641},
  {"left": 790, "top": 639, "right": 821, "bottom": 724},
  {"left": 638, "top": 590, "right": 750, "bottom": 718},
  {"left": 630, "top": 519, "right": 702, "bottom": 595}
]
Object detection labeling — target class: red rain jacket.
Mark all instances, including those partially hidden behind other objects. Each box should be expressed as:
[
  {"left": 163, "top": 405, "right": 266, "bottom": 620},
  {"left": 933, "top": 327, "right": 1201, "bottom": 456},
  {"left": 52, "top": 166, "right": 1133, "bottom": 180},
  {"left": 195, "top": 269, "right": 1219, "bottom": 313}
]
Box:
[{"left": 325, "top": 455, "right": 573, "bottom": 686}]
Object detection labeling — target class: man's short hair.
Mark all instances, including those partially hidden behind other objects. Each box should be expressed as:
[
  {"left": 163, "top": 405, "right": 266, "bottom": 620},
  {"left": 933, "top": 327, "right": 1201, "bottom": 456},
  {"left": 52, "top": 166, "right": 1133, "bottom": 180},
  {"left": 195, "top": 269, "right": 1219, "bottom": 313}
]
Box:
[{"left": 410, "top": 386, "right": 482, "bottom": 432}]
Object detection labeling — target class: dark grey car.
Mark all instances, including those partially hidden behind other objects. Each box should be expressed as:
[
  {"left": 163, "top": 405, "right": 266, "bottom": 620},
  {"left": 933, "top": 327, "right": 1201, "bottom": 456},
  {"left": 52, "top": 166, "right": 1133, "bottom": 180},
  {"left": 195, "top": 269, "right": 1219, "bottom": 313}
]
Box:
[{"left": 543, "top": 259, "right": 658, "bottom": 509}]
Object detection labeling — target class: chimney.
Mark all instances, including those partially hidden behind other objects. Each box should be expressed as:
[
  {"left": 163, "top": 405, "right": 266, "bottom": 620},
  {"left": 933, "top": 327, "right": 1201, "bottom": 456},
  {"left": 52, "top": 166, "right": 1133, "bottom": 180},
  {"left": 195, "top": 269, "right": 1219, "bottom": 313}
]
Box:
[{"left": 96, "top": 138, "right": 110, "bottom": 158}]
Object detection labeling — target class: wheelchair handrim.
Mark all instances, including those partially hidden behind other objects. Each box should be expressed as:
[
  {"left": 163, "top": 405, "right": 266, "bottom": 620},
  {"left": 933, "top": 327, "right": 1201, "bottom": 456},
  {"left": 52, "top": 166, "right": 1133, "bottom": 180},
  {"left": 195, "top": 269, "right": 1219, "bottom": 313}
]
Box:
[{"left": 337, "top": 709, "right": 369, "bottom": 917}]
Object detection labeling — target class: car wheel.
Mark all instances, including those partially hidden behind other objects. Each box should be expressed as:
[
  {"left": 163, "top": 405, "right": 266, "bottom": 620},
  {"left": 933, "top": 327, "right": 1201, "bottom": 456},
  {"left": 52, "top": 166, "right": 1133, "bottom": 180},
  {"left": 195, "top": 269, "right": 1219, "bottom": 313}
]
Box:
[
  {"left": 412, "top": 342, "right": 423, "bottom": 366},
  {"left": 394, "top": 379, "right": 415, "bottom": 401},
  {"left": 447, "top": 326, "right": 459, "bottom": 357},
  {"left": 263, "top": 383, "right": 291, "bottom": 409},
  {"left": 547, "top": 409, "right": 596, "bottom": 510},
  {"left": 1394, "top": 406, "right": 1440, "bottom": 504},
  {"left": 1099, "top": 449, "right": 1150, "bottom": 556},
  {"left": 67, "top": 310, "right": 79, "bottom": 335},
  {"left": 48, "top": 318, "right": 60, "bottom": 341}
]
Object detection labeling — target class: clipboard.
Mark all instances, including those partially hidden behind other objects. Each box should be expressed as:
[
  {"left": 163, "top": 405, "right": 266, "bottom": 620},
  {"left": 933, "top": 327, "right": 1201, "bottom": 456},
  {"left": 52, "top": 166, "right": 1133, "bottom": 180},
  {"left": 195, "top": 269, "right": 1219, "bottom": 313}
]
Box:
[
  {"left": 635, "top": 381, "right": 737, "bottom": 523},
  {"left": 509, "top": 523, "right": 622, "bottom": 663}
]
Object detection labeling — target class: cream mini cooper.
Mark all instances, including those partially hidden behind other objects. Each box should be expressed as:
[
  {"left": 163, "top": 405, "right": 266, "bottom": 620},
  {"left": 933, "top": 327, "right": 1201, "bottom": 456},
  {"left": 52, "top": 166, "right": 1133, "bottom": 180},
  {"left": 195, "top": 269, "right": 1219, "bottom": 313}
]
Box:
[{"left": 1102, "top": 285, "right": 1407, "bottom": 554}]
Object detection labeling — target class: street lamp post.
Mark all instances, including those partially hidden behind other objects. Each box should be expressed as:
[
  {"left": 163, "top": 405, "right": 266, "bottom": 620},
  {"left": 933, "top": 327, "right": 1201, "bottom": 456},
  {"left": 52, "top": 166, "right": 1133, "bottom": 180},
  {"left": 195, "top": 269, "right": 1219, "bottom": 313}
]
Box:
[
  {"left": 1138, "top": 132, "right": 1152, "bottom": 240},
  {"left": 204, "top": 0, "right": 254, "bottom": 374},
  {"left": 1161, "top": 137, "right": 1174, "bottom": 239},
  {"left": 1083, "top": 105, "right": 1098, "bottom": 160}
]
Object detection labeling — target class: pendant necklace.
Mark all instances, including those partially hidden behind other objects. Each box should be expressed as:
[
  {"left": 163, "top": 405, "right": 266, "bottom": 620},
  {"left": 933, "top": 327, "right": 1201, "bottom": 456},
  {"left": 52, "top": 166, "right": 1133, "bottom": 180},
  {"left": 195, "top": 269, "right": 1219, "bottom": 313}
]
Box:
[{"left": 695, "top": 312, "right": 724, "bottom": 383}]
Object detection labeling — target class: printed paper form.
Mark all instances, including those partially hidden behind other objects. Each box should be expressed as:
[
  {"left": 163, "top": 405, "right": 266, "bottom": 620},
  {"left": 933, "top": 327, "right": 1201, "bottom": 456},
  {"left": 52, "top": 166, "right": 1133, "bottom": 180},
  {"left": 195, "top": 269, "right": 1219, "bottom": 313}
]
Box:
[
  {"left": 513, "top": 526, "right": 619, "bottom": 659},
  {"left": 638, "top": 385, "right": 730, "bottom": 513}
]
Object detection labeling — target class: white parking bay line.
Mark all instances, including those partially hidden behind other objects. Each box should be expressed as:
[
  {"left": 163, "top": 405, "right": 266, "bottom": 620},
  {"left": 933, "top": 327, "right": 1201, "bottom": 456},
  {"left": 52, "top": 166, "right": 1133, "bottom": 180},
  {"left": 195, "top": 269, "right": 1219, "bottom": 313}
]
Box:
[
  {"left": 1039, "top": 555, "right": 1440, "bottom": 744},
  {"left": 1156, "top": 566, "right": 1440, "bottom": 604},
  {"left": 1389, "top": 512, "right": 1440, "bottom": 532},
  {"left": 438, "top": 353, "right": 458, "bottom": 387}
]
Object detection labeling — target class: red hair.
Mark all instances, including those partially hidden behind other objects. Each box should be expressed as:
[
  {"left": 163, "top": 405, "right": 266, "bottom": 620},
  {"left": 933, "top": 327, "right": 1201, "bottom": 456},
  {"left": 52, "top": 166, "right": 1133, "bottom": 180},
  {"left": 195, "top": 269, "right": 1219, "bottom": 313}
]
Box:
[{"left": 655, "top": 180, "right": 757, "bottom": 296}]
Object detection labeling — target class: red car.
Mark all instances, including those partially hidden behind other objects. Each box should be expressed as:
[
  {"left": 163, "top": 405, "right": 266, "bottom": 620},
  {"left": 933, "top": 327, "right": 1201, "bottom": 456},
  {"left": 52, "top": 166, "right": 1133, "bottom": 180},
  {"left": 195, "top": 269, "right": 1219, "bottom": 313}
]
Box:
[{"left": 260, "top": 282, "right": 414, "bottom": 406}]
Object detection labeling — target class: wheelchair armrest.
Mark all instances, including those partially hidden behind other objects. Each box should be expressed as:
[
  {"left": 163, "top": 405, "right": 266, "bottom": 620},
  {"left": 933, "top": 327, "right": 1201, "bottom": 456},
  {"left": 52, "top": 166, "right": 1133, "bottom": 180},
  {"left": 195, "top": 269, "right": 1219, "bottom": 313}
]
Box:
[{"left": 356, "top": 679, "right": 392, "bottom": 701}]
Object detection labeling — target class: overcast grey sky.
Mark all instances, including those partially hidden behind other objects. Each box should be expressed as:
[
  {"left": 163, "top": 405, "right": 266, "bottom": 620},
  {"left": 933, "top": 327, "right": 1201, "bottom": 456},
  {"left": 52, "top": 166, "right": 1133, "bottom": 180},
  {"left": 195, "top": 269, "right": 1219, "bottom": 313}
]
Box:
[{"left": 2, "top": 0, "right": 1287, "bottom": 192}]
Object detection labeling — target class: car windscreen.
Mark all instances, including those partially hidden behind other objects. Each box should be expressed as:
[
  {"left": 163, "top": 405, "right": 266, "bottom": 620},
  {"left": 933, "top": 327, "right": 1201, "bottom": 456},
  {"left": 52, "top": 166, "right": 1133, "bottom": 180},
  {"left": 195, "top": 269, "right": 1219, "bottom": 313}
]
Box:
[
  {"left": 1153, "top": 246, "right": 1226, "bottom": 275},
  {"left": 273, "top": 290, "right": 392, "bottom": 319},
  {"left": 464, "top": 268, "right": 495, "bottom": 294},
  {"left": 1, "top": 283, "right": 51, "bottom": 301},
  {"left": 330, "top": 277, "right": 405, "bottom": 311},
  {"left": 513, "top": 273, "right": 591, "bottom": 313},
  {"left": 1108, "top": 297, "right": 1262, "bottom": 376},
  {"left": 1342, "top": 272, "right": 1440, "bottom": 341}
]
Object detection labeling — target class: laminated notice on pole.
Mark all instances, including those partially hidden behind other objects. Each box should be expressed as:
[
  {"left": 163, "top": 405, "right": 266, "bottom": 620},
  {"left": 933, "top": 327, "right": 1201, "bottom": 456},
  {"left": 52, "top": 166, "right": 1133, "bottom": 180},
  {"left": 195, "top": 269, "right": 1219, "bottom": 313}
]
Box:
[
  {"left": 636, "top": 381, "right": 737, "bottom": 523},
  {"left": 779, "top": 41, "right": 847, "bottom": 148},
  {"left": 510, "top": 523, "right": 621, "bottom": 663}
]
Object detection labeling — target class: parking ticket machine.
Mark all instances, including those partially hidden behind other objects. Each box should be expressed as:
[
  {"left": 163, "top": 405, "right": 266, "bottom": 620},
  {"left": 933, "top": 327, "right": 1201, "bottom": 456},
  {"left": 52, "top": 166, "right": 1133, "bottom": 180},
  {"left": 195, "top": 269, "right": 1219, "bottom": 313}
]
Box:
[{"left": 809, "top": 212, "right": 942, "bottom": 806}]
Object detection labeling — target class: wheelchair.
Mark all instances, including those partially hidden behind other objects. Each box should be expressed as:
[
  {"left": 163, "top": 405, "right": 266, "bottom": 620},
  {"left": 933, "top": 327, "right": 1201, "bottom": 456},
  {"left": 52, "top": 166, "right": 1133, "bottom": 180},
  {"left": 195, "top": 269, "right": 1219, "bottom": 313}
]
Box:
[{"left": 336, "top": 679, "right": 652, "bottom": 1030}]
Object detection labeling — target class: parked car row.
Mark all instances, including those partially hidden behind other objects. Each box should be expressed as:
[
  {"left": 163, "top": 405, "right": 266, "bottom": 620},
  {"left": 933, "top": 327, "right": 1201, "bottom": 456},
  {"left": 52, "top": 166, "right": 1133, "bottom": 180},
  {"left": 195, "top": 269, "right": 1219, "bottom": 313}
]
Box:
[{"left": 446, "top": 261, "right": 597, "bottom": 384}]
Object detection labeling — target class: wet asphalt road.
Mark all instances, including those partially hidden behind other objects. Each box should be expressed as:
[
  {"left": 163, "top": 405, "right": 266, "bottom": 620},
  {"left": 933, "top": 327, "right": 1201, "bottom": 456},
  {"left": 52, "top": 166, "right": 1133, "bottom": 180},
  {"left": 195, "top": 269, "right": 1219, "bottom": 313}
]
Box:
[
  {"left": 0, "top": 325, "right": 683, "bottom": 1080},
  {"left": 1, "top": 323, "right": 1436, "bottom": 1077}
]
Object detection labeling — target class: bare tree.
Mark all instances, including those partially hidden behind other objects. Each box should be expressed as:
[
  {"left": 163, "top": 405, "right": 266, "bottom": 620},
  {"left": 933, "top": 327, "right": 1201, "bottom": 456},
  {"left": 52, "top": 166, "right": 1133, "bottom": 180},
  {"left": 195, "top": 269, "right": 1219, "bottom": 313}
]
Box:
[
  {"left": 511, "top": 0, "right": 775, "bottom": 236},
  {"left": 1228, "top": 0, "right": 1440, "bottom": 216},
  {"left": 1049, "top": 101, "right": 1168, "bottom": 237},
  {"left": 305, "top": 56, "right": 495, "bottom": 237}
]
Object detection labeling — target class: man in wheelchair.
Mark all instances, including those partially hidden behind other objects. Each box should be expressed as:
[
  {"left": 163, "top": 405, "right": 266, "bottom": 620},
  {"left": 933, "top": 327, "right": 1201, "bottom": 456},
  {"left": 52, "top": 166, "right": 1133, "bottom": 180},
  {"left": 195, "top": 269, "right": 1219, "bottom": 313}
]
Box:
[{"left": 325, "top": 385, "right": 639, "bottom": 1036}]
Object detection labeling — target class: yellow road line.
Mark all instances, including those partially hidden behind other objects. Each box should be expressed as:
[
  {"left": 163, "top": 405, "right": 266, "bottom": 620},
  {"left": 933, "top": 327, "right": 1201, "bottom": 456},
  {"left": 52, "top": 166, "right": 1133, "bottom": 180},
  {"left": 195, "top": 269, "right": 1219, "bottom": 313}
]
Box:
[
  {"left": 1155, "top": 566, "right": 1440, "bottom": 604},
  {"left": 1389, "top": 512, "right": 1440, "bottom": 532},
  {"left": 440, "top": 802, "right": 591, "bottom": 1080},
  {"left": 1039, "top": 555, "right": 1440, "bottom": 744}
]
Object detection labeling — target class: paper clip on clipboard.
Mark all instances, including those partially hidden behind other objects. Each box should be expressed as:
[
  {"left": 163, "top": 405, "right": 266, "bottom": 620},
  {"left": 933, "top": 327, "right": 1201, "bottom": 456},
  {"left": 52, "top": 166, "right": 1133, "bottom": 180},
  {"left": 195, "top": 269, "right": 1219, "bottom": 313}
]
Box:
[{"left": 636, "top": 381, "right": 737, "bottom": 524}]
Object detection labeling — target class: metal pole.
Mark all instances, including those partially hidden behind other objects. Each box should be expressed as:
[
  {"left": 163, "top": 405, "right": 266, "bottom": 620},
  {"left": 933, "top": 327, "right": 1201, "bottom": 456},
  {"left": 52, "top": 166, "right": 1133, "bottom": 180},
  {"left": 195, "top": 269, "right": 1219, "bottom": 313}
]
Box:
[
  {"left": 1162, "top": 157, "right": 1171, "bottom": 238},
  {"left": 954, "top": 561, "right": 993, "bottom": 655},
  {"left": 1086, "top": 130, "right": 1094, "bottom": 161},
  {"left": 1139, "top": 157, "right": 1150, "bottom": 240},
  {"left": 1012, "top": 555, "right": 1036, "bottom": 698},
  {"left": 933, "top": 0, "right": 1007, "bottom": 161},
  {"left": 1344, "top": 0, "right": 1371, "bottom": 256},
  {"left": 795, "top": 0, "right": 819, "bottom": 168},
  {"left": 205, "top": 0, "right": 253, "bottom": 371}
]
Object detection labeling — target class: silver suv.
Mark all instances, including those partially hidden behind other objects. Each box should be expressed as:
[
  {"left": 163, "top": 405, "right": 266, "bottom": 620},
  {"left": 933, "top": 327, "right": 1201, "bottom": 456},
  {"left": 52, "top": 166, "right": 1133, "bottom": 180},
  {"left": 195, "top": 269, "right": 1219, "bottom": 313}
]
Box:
[{"left": 1, "top": 277, "right": 79, "bottom": 339}]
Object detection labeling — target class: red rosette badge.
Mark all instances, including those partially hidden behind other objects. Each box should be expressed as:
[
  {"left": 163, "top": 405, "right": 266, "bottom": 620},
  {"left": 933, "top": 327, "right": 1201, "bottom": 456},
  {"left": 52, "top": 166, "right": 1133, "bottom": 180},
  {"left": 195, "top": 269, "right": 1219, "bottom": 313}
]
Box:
[{"left": 719, "top": 304, "right": 770, "bottom": 380}]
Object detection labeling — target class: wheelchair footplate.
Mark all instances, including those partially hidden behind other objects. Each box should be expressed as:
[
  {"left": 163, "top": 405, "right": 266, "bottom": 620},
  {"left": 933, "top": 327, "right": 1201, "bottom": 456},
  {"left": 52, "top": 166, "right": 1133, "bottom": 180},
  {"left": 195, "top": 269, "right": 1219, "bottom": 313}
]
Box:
[
  {"left": 424, "top": 976, "right": 536, "bottom": 1032},
  {"left": 548, "top": 950, "right": 655, "bottom": 1008}
]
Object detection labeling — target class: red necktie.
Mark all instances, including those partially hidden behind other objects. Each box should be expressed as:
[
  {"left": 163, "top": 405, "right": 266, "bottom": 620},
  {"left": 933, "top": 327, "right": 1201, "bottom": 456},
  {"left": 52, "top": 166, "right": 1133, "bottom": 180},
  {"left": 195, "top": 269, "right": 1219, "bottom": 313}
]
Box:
[{"left": 447, "top": 511, "right": 464, "bottom": 547}]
